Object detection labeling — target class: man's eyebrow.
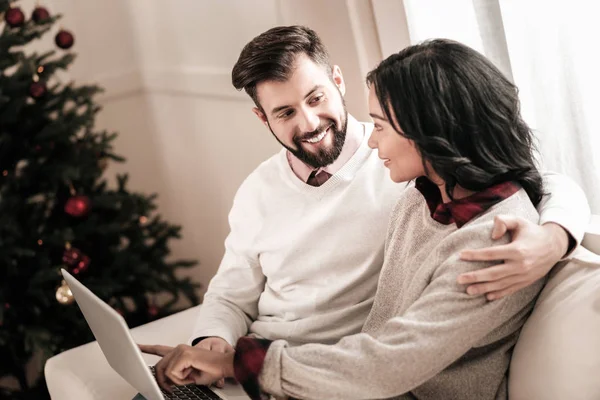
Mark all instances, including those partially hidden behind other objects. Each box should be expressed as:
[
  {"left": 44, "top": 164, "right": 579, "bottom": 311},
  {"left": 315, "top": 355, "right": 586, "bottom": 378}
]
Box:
[
  {"left": 271, "top": 104, "right": 291, "bottom": 115},
  {"left": 303, "top": 85, "right": 323, "bottom": 100},
  {"left": 270, "top": 85, "right": 324, "bottom": 116}
]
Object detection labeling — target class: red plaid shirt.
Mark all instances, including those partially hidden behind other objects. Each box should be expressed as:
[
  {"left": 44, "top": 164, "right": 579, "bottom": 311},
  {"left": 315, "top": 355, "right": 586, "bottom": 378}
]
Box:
[
  {"left": 233, "top": 338, "right": 273, "bottom": 400},
  {"left": 233, "top": 177, "right": 521, "bottom": 399},
  {"left": 415, "top": 177, "right": 520, "bottom": 228}
]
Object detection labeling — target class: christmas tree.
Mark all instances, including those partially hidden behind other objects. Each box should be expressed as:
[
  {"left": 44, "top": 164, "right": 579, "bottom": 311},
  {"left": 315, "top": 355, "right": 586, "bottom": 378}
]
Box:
[{"left": 0, "top": 1, "right": 200, "bottom": 398}]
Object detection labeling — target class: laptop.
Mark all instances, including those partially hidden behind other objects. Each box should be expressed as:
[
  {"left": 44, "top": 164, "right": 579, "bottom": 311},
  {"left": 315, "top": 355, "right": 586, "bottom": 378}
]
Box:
[{"left": 61, "top": 269, "right": 250, "bottom": 400}]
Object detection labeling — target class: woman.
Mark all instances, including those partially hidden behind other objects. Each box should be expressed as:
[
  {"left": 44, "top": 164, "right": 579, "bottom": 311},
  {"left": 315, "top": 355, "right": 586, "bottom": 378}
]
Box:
[{"left": 142, "top": 39, "right": 545, "bottom": 399}]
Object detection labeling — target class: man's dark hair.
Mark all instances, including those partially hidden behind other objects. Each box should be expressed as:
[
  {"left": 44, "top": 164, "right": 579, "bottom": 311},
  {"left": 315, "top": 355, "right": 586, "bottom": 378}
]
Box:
[
  {"left": 366, "top": 38, "right": 543, "bottom": 205},
  {"left": 232, "top": 25, "right": 331, "bottom": 111}
]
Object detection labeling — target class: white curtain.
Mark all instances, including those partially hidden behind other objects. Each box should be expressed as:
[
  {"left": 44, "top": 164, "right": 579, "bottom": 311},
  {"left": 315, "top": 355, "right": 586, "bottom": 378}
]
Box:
[{"left": 400, "top": 0, "right": 600, "bottom": 213}]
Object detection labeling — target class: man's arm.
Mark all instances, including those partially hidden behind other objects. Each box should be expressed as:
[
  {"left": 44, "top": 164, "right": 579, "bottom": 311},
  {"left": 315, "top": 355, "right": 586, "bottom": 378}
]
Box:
[
  {"left": 190, "top": 259, "right": 264, "bottom": 347},
  {"left": 142, "top": 185, "right": 267, "bottom": 391},
  {"left": 538, "top": 171, "right": 591, "bottom": 253},
  {"left": 189, "top": 186, "right": 266, "bottom": 347},
  {"left": 458, "top": 171, "right": 591, "bottom": 299}
]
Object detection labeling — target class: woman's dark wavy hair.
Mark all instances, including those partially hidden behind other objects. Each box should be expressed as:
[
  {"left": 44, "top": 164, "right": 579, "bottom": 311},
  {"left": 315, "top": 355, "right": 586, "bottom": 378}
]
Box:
[{"left": 366, "top": 39, "right": 543, "bottom": 205}]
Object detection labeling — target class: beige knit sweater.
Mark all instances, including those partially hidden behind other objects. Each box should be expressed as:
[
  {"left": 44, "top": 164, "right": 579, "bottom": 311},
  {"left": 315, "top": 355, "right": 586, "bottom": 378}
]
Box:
[{"left": 259, "top": 187, "right": 544, "bottom": 400}]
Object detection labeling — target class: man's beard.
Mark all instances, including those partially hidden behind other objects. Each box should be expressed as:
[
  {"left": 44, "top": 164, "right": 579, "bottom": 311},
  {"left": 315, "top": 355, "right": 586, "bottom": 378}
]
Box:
[{"left": 270, "top": 110, "right": 349, "bottom": 169}]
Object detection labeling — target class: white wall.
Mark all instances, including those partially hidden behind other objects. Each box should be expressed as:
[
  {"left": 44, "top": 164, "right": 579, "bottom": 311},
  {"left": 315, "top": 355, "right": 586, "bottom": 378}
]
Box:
[{"left": 32, "top": 0, "right": 382, "bottom": 298}]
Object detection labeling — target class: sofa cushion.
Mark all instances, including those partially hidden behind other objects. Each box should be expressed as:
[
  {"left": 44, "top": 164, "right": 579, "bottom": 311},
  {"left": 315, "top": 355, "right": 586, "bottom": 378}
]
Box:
[{"left": 509, "top": 247, "right": 600, "bottom": 400}]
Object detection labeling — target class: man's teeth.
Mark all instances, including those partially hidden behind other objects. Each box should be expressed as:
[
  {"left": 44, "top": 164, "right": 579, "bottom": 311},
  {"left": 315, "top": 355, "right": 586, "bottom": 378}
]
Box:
[{"left": 305, "top": 128, "right": 328, "bottom": 144}]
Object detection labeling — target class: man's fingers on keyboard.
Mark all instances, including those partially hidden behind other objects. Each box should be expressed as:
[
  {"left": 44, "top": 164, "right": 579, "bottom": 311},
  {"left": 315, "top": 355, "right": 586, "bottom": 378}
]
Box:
[
  {"left": 194, "top": 372, "right": 220, "bottom": 386},
  {"left": 165, "top": 369, "right": 193, "bottom": 387},
  {"left": 155, "top": 363, "right": 173, "bottom": 392}
]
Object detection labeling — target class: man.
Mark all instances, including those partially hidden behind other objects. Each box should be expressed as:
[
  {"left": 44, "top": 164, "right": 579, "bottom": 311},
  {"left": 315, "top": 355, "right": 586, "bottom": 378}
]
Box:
[{"left": 142, "top": 25, "right": 590, "bottom": 390}]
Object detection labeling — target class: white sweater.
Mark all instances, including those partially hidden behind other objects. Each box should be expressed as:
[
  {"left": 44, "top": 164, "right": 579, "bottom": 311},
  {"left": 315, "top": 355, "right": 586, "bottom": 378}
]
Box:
[
  {"left": 191, "top": 125, "right": 590, "bottom": 348},
  {"left": 191, "top": 127, "right": 404, "bottom": 346}
]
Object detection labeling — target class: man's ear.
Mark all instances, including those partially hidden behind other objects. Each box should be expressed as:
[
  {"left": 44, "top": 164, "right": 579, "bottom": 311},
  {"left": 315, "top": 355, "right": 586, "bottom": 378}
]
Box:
[
  {"left": 332, "top": 65, "right": 346, "bottom": 96},
  {"left": 252, "top": 107, "right": 269, "bottom": 127}
]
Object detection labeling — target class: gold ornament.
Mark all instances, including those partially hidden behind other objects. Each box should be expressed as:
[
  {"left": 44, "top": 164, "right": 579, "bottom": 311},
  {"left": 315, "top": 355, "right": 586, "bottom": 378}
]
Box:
[
  {"left": 56, "top": 280, "right": 74, "bottom": 305},
  {"left": 119, "top": 236, "right": 130, "bottom": 250},
  {"left": 15, "top": 159, "right": 28, "bottom": 177}
]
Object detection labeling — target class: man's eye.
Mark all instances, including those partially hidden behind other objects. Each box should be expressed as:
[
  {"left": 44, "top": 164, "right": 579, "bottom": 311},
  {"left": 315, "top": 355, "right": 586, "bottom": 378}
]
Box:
[
  {"left": 279, "top": 110, "right": 294, "bottom": 119},
  {"left": 310, "top": 95, "right": 324, "bottom": 104}
]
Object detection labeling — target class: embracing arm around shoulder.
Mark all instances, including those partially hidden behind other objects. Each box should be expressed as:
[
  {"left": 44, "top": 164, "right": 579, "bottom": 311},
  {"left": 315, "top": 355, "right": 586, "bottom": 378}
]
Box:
[
  {"left": 458, "top": 172, "right": 591, "bottom": 299},
  {"left": 538, "top": 171, "right": 591, "bottom": 252}
]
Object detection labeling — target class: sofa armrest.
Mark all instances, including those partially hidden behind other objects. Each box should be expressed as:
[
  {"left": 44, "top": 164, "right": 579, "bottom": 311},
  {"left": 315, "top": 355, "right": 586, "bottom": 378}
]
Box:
[
  {"left": 582, "top": 214, "right": 600, "bottom": 255},
  {"left": 45, "top": 305, "right": 201, "bottom": 400}
]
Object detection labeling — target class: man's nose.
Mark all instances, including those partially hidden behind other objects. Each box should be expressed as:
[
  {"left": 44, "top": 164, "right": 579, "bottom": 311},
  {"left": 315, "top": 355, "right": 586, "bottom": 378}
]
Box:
[{"left": 298, "top": 108, "right": 320, "bottom": 134}]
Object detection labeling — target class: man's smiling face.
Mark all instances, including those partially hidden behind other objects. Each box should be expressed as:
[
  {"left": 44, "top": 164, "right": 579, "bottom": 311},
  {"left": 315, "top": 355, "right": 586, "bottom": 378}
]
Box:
[{"left": 253, "top": 54, "right": 348, "bottom": 168}]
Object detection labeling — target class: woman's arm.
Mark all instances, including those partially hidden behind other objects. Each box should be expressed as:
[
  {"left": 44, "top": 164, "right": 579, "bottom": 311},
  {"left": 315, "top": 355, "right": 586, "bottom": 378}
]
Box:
[{"left": 250, "top": 231, "right": 544, "bottom": 399}]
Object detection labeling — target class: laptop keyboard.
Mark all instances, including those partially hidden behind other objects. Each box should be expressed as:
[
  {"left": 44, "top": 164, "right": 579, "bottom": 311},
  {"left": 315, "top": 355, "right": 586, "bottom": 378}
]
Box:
[{"left": 150, "top": 366, "right": 223, "bottom": 400}]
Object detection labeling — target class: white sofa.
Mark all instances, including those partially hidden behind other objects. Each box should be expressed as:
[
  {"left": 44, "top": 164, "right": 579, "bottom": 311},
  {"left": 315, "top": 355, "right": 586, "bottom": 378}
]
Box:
[{"left": 45, "top": 216, "right": 600, "bottom": 399}]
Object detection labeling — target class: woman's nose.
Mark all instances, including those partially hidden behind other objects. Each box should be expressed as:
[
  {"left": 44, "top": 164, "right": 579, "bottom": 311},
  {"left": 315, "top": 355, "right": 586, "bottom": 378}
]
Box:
[{"left": 367, "top": 131, "right": 378, "bottom": 149}]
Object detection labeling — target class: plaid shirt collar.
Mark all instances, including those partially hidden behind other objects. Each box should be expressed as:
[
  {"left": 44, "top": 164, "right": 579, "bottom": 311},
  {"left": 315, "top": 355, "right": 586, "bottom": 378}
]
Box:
[{"left": 415, "top": 177, "right": 521, "bottom": 228}]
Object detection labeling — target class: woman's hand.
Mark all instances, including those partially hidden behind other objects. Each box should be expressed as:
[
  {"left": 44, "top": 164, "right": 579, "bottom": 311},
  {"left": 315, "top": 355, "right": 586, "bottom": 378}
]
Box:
[{"left": 139, "top": 343, "right": 235, "bottom": 392}]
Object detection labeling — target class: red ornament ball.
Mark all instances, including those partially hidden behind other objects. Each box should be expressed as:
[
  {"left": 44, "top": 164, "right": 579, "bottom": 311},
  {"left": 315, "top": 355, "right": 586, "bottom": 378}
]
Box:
[
  {"left": 29, "top": 81, "right": 47, "bottom": 99},
  {"left": 148, "top": 305, "right": 159, "bottom": 317},
  {"left": 64, "top": 195, "right": 91, "bottom": 217},
  {"left": 32, "top": 6, "right": 50, "bottom": 23},
  {"left": 63, "top": 247, "right": 91, "bottom": 274},
  {"left": 55, "top": 29, "right": 75, "bottom": 49},
  {"left": 5, "top": 7, "right": 25, "bottom": 28}
]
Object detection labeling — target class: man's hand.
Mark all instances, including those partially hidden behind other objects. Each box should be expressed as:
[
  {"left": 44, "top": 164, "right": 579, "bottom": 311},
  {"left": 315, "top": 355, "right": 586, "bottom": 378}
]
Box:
[
  {"left": 457, "top": 215, "right": 570, "bottom": 300},
  {"left": 194, "top": 337, "right": 234, "bottom": 388},
  {"left": 139, "top": 343, "right": 235, "bottom": 392}
]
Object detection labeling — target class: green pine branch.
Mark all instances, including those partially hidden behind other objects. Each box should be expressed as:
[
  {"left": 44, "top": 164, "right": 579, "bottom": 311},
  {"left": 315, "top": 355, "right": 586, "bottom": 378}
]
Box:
[{"left": 0, "top": 1, "right": 202, "bottom": 397}]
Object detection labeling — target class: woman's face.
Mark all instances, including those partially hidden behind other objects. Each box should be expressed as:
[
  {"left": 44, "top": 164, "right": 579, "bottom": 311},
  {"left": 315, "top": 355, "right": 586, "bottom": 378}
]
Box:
[{"left": 367, "top": 86, "right": 425, "bottom": 183}]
